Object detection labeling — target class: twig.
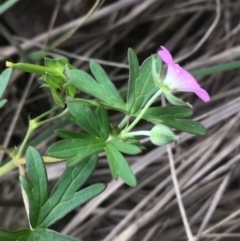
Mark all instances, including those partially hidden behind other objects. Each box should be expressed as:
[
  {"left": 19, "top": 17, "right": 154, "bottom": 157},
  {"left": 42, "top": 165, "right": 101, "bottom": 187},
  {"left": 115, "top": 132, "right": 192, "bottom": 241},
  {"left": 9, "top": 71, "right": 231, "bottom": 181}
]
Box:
[{"left": 166, "top": 145, "right": 194, "bottom": 241}]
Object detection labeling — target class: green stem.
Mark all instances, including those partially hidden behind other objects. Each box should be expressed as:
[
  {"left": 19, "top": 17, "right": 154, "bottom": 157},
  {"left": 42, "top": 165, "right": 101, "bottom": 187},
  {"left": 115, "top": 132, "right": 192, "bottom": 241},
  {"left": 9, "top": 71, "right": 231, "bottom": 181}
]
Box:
[
  {"left": 124, "top": 130, "right": 150, "bottom": 137},
  {"left": 118, "top": 115, "right": 130, "bottom": 129},
  {"left": 0, "top": 108, "right": 68, "bottom": 177},
  {"left": 16, "top": 125, "right": 34, "bottom": 159},
  {"left": 124, "top": 89, "right": 162, "bottom": 133},
  {"left": 34, "top": 106, "right": 60, "bottom": 122},
  {"left": 0, "top": 160, "right": 17, "bottom": 177},
  {"left": 37, "top": 108, "right": 68, "bottom": 127}
]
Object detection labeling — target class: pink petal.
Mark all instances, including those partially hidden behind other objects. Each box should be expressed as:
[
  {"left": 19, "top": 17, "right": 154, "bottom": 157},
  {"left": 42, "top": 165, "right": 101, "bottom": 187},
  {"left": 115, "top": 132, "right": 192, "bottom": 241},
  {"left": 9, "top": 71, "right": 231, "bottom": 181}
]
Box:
[
  {"left": 158, "top": 46, "right": 174, "bottom": 65},
  {"left": 163, "top": 63, "right": 210, "bottom": 102},
  {"left": 158, "top": 46, "right": 210, "bottom": 102}
]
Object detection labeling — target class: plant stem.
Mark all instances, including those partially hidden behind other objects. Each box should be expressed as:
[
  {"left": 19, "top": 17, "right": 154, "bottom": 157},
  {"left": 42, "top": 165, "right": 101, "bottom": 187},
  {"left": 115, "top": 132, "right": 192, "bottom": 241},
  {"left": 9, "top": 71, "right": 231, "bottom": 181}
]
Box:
[
  {"left": 166, "top": 145, "right": 194, "bottom": 241},
  {"left": 37, "top": 108, "right": 68, "bottom": 126},
  {"left": 124, "top": 130, "right": 150, "bottom": 137},
  {"left": 118, "top": 115, "right": 130, "bottom": 129},
  {"left": 0, "top": 108, "right": 68, "bottom": 177},
  {"left": 0, "top": 159, "right": 17, "bottom": 177},
  {"left": 124, "top": 89, "right": 162, "bottom": 133},
  {"left": 16, "top": 125, "right": 34, "bottom": 159},
  {"left": 33, "top": 105, "right": 60, "bottom": 122}
]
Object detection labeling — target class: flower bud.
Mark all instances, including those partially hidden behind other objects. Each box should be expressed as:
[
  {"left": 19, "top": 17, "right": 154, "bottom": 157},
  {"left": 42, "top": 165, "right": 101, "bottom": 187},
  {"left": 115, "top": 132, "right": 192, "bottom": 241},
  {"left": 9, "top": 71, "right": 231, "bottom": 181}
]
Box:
[{"left": 150, "top": 124, "right": 178, "bottom": 146}]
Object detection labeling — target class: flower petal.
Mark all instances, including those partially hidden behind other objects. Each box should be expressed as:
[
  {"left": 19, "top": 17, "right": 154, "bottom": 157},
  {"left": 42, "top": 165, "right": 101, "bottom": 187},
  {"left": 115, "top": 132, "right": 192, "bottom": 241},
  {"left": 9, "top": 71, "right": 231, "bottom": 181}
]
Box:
[
  {"left": 158, "top": 46, "right": 210, "bottom": 102},
  {"left": 158, "top": 46, "right": 174, "bottom": 65}
]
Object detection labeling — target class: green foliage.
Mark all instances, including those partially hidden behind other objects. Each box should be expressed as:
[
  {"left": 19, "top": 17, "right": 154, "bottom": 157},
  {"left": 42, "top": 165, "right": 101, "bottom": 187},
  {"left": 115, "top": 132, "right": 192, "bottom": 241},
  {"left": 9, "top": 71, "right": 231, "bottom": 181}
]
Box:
[
  {"left": 126, "top": 50, "right": 160, "bottom": 114},
  {"left": 47, "top": 137, "right": 106, "bottom": 165},
  {"left": 67, "top": 61, "right": 126, "bottom": 111},
  {"left": 0, "top": 68, "right": 12, "bottom": 108},
  {"left": 105, "top": 142, "right": 137, "bottom": 186},
  {"left": 6, "top": 58, "right": 79, "bottom": 107},
  {"left": 0, "top": 228, "right": 79, "bottom": 241},
  {"left": 143, "top": 107, "right": 206, "bottom": 135},
  {"left": 1, "top": 147, "right": 106, "bottom": 240},
  {"left": 67, "top": 100, "right": 110, "bottom": 140}
]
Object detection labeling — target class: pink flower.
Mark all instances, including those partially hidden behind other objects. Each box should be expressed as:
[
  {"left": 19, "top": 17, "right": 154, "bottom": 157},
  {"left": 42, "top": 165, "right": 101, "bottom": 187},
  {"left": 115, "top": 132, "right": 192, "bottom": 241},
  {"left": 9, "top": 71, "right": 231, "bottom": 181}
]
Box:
[{"left": 158, "top": 46, "right": 210, "bottom": 102}]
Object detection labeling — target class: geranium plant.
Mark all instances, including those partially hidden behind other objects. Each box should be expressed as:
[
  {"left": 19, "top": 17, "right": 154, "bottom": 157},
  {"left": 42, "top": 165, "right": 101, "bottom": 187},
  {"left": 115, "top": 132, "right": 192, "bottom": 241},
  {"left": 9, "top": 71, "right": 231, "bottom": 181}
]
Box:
[{"left": 0, "top": 46, "right": 209, "bottom": 240}]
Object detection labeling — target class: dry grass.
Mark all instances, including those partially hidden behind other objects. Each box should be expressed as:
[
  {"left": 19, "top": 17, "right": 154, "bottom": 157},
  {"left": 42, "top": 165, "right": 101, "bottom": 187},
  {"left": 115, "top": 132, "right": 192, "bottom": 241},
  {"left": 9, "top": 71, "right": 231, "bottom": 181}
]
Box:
[{"left": 0, "top": 0, "right": 240, "bottom": 240}]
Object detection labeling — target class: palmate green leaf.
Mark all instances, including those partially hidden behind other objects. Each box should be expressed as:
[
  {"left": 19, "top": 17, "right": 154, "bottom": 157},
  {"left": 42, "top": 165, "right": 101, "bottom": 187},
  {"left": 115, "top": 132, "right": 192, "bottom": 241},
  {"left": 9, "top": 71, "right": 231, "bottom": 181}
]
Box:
[
  {"left": 67, "top": 99, "right": 109, "bottom": 140},
  {"left": 37, "top": 155, "right": 105, "bottom": 228},
  {"left": 47, "top": 136, "right": 106, "bottom": 165},
  {"left": 67, "top": 61, "right": 126, "bottom": 111},
  {"left": 105, "top": 143, "right": 137, "bottom": 187},
  {"left": 126, "top": 52, "right": 160, "bottom": 114},
  {"left": 0, "top": 228, "right": 79, "bottom": 241},
  {"left": 20, "top": 147, "right": 105, "bottom": 231}
]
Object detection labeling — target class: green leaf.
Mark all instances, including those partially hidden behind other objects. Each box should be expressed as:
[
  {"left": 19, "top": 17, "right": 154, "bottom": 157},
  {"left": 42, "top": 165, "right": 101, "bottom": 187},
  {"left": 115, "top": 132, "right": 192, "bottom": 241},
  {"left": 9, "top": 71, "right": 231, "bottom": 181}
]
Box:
[
  {"left": 68, "top": 61, "right": 125, "bottom": 111},
  {"left": 31, "top": 228, "right": 80, "bottom": 241},
  {"left": 143, "top": 106, "right": 193, "bottom": 119},
  {"left": 127, "top": 48, "right": 139, "bottom": 100},
  {"left": 0, "top": 229, "right": 30, "bottom": 241},
  {"left": 20, "top": 147, "right": 106, "bottom": 230},
  {"left": 67, "top": 97, "right": 100, "bottom": 107},
  {"left": 56, "top": 129, "right": 89, "bottom": 139},
  {"left": 37, "top": 154, "right": 105, "bottom": 227},
  {"left": 67, "top": 100, "right": 109, "bottom": 139},
  {"left": 142, "top": 107, "right": 206, "bottom": 135},
  {"left": 0, "top": 68, "right": 12, "bottom": 98},
  {"left": 0, "top": 99, "right": 7, "bottom": 108},
  {"left": 95, "top": 105, "right": 110, "bottom": 140},
  {"left": 47, "top": 137, "right": 106, "bottom": 163},
  {"left": 126, "top": 53, "right": 160, "bottom": 114},
  {"left": 109, "top": 140, "right": 141, "bottom": 154},
  {"left": 0, "top": 228, "right": 80, "bottom": 241},
  {"left": 164, "top": 91, "right": 192, "bottom": 108},
  {"left": 105, "top": 143, "right": 137, "bottom": 186},
  {"left": 20, "top": 147, "right": 48, "bottom": 228},
  {"left": 158, "top": 117, "right": 206, "bottom": 136}
]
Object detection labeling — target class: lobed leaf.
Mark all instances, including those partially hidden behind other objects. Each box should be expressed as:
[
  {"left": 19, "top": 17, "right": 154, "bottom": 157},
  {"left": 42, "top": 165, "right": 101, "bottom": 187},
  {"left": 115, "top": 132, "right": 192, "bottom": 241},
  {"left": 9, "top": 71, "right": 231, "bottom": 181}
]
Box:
[
  {"left": 37, "top": 155, "right": 105, "bottom": 227},
  {"left": 126, "top": 52, "right": 160, "bottom": 114},
  {"left": 105, "top": 143, "right": 137, "bottom": 186},
  {"left": 67, "top": 100, "right": 110, "bottom": 140},
  {"left": 20, "top": 147, "right": 106, "bottom": 231},
  {"left": 47, "top": 137, "right": 106, "bottom": 162},
  {"left": 67, "top": 61, "right": 126, "bottom": 111}
]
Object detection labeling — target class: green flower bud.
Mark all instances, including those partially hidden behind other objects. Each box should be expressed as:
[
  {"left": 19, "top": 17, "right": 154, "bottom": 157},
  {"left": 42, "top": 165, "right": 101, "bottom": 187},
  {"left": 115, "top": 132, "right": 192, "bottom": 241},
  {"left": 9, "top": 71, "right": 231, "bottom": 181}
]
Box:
[{"left": 150, "top": 124, "right": 178, "bottom": 146}]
